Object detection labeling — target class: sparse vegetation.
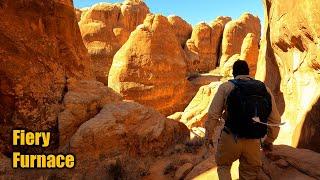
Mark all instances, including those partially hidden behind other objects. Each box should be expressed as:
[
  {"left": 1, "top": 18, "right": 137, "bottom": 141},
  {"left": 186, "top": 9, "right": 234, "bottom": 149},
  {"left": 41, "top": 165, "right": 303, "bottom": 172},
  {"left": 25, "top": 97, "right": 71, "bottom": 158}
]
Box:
[
  {"left": 104, "top": 156, "right": 151, "bottom": 180},
  {"left": 163, "top": 162, "right": 177, "bottom": 175},
  {"left": 184, "top": 137, "right": 205, "bottom": 153}
]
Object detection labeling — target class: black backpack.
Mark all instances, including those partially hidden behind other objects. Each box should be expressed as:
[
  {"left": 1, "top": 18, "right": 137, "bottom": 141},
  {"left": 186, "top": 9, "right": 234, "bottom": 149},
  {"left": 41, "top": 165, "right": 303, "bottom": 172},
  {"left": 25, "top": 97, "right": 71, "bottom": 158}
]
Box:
[{"left": 225, "top": 78, "right": 272, "bottom": 139}]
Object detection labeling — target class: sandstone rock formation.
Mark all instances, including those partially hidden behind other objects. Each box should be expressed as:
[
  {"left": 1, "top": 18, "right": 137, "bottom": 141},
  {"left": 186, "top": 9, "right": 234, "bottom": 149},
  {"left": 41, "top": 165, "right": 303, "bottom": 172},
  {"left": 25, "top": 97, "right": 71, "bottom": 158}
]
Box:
[
  {"left": 256, "top": 0, "right": 320, "bottom": 152},
  {"left": 177, "top": 82, "right": 222, "bottom": 128},
  {"left": 185, "top": 19, "right": 228, "bottom": 74},
  {"left": 108, "top": 14, "right": 189, "bottom": 116},
  {"left": 75, "top": 8, "right": 82, "bottom": 21},
  {"left": 210, "top": 16, "right": 232, "bottom": 30},
  {"left": 76, "top": 7, "right": 89, "bottom": 21},
  {"left": 210, "top": 16, "right": 232, "bottom": 66},
  {"left": 58, "top": 80, "right": 122, "bottom": 147},
  {"left": 79, "top": 0, "right": 150, "bottom": 84},
  {"left": 220, "top": 54, "right": 241, "bottom": 77},
  {"left": 1, "top": 0, "right": 320, "bottom": 179},
  {"left": 260, "top": 145, "right": 320, "bottom": 179},
  {"left": 240, "top": 33, "right": 259, "bottom": 76},
  {"left": 185, "top": 23, "right": 216, "bottom": 73},
  {"left": 0, "top": 0, "right": 93, "bottom": 154},
  {"left": 183, "top": 145, "right": 320, "bottom": 180},
  {"left": 168, "top": 15, "right": 192, "bottom": 47},
  {"left": 69, "top": 101, "right": 189, "bottom": 160},
  {"left": 220, "top": 13, "right": 261, "bottom": 66},
  {"left": 184, "top": 16, "right": 231, "bottom": 74}
]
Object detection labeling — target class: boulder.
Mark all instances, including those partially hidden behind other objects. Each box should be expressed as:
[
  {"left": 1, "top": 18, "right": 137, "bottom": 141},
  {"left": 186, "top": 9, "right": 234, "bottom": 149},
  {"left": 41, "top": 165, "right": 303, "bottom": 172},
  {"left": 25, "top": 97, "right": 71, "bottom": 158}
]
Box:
[
  {"left": 240, "top": 33, "right": 259, "bottom": 76},
  {"left": 0, "top": 0, "right": 94, "bottom": 154},
  {"left": 69, "top": 101, "right": 190, "bottom": 160},
  {"left": 261, "top": 145, "right": 320, "bottom": 179},
  {"left": 108, "top": 14, "right": 189, "bottom": 116},
  {"left": 179, "top": 82, "right": 222, "bottom": 128},
  {"left": 79, "top": 0, "right": 150, "bottom": 84},
  {"left": 168, "top": 15, "right": 192, "bottom": 47},
  {"left": 58, "top": 80, "right": 122, "bottom": 147},
  {"left": 220, "top": 13, "right": 261, "bottom": 66},
  {"left": 256, "top": 0, "right": 320, "bottom": 152}
]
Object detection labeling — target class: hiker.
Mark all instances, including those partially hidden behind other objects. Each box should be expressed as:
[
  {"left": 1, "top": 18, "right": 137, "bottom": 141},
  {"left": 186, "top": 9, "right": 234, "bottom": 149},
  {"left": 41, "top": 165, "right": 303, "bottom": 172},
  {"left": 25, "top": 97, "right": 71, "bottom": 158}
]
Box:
[{"left": 205, "top": 60, "right": 281, "bottom": 180}]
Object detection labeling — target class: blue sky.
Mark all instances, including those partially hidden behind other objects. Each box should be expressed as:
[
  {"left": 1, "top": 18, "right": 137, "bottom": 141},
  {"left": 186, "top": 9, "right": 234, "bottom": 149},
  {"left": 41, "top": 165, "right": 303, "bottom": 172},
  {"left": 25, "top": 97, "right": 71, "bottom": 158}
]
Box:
[{"left": 74, "top": 0, "right": 264, "bottom": 26}]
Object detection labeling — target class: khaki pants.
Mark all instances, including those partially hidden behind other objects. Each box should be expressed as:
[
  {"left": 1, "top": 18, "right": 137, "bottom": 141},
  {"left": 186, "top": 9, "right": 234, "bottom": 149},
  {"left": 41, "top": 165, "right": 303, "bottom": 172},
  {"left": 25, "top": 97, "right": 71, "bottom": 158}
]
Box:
[{"left": 215, "top": 131, "right": 262, "bottom": 180}]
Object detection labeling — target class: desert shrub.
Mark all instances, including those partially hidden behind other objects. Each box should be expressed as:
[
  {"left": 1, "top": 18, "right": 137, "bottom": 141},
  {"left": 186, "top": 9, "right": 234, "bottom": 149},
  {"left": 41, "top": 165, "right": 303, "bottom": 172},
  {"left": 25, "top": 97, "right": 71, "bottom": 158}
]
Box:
[{"left": 163, "top": 162, "right": 177, "bottom": 175}]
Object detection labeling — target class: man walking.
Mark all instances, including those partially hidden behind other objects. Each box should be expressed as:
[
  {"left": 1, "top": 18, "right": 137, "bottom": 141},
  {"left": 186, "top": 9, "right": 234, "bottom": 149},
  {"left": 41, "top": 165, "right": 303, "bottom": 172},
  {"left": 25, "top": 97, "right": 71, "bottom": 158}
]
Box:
[{"left": 205, "top": 60, "right": 281, "bottom": 180}]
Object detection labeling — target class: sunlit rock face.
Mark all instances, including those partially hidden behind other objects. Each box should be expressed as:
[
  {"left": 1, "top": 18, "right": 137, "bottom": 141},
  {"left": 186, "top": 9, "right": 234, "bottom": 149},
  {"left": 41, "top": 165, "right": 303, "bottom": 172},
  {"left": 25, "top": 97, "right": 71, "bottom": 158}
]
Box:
[
  {"left": 108, "top": 14, "right": 189, "bottom": 116},
  {"left": 177, "top": 82, "right": 222, "bottom": 129},
  {"left": 185, "top": 22, "right": 217, "bottom": 73},
  {"left": 260, "top": 145, "right": 320, "bottom": 179},
  {"left": 0, "top": 0, "right": 94, "bottom": 155},
  {"left": 257, "top": 0, "right": 320, "bottom": 152},
  {"left": 75, "top": 8, "right": 82, "bottom": 21},
  {"left": 240, "top": 33, "right": 259, "bottom": 76},
  {"left": 58, "top": 80, "right": 123, "bottom": 148},
  {"left": 78, "top": 0, "right": 150, "bottom": 84},
  {"left": 184, "top": 16, "right": 230, "bottom": 74},
  {"left": 167, "top": 15, "right": 192, "bottom": 47},
  {"left": 220, "top": 13, "right": 261, "bottom": 67},
  {"left": 210, "top": 16, "right": 232, "bottom": 66},
  {"left": 69, "top": 101, "right": 189, "bottom": 160}
]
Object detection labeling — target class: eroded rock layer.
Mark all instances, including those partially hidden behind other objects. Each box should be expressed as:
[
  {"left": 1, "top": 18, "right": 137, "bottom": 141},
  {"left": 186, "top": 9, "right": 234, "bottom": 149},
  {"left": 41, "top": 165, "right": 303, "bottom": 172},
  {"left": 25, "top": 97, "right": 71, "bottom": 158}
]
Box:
[
  {"left": 220, "top": 13, "right": 261, "bottom": 66},
  {"left": 58, "top": 80, "right": 122, "bottom": 147},
  {"left": 185, "top": 23, "right": 216, "bottom": 73},
  {"left": 79, "top": 0, "right": 150, "bottom": 84},
  {"left": 185, "top": 16, "right": 230, "bottom": 74},
  {"left": 256, "top": 0, "right": 320, "bottom": 152},
  {"left": 108, "top": 14, "right": 189, "bottom": 116},
  {"left": 69, "top": 101, "right": 189, "bottom": 160},
  {"left": 0, "top": 0, "right": 94, "bottom": 154},
  {"left": 178, "top": 82, "right": 222, "bottom": 128},
  {"left": 168, "top": 15, "right": 192, "bottom": 47},
  {"left": 240, "top": 33, "right": 259, "bottom": 76},
  {"left": 210, "top": 16, "right": 232, "bottom": 67}
]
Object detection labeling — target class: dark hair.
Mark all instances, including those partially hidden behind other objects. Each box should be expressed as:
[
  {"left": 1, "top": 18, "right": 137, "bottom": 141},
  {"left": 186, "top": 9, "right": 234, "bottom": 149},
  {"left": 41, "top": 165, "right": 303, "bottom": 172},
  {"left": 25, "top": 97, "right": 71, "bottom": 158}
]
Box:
[{"left": 232, "top": 60, "right": 249, "bottom": 77}]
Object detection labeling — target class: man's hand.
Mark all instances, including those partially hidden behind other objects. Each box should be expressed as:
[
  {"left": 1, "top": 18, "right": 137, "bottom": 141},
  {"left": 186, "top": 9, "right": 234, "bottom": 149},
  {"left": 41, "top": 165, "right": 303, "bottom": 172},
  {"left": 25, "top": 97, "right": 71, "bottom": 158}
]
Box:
[{"left": 261, "top": 141, "right": 273, "bottom": 153}]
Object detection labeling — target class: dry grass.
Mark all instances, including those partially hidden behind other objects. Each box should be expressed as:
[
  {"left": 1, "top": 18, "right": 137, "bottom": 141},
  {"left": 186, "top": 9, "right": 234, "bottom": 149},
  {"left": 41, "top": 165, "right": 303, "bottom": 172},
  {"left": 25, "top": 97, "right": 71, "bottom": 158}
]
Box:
[{"left": 184, "top": 137, "right": 205, "bottom": 153}]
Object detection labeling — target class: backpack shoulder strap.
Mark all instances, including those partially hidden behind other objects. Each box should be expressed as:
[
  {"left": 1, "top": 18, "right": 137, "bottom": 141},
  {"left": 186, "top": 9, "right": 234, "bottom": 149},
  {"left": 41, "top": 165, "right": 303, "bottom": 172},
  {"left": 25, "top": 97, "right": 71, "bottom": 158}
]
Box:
[{"left": 228, "top": 79, "right": 239, "bottom": 87}]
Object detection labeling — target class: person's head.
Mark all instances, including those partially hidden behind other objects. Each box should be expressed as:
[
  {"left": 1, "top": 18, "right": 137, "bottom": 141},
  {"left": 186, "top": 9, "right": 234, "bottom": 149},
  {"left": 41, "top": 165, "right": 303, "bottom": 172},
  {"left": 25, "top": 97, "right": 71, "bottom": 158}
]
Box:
[{"left": 232, "top": 60, "right": 249, "bottom": 78}]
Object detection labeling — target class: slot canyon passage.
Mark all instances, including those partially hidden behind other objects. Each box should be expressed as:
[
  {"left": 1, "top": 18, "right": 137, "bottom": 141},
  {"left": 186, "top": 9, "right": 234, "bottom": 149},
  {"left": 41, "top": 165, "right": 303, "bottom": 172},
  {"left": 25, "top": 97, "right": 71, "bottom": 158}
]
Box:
[{"left": 1, "top": 0, "right": 320, "bottom": 179}]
